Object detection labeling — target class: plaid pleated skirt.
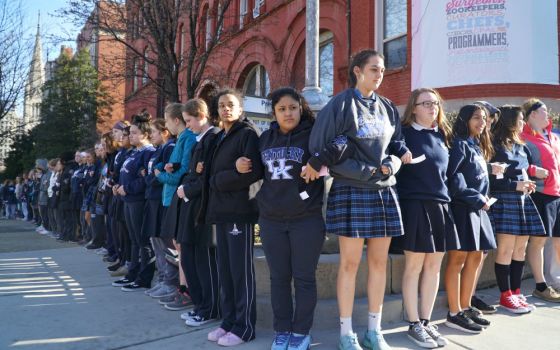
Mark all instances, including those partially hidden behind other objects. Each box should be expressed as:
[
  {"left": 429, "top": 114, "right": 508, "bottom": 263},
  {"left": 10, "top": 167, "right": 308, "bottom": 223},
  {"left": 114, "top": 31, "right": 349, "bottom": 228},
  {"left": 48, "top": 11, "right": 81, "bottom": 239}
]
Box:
[
  {"left": 489, "top": 191, "right": 546, "bottom": 236},
  {"left": 326, "top": 181, "right": 404, "bottom": 238}
]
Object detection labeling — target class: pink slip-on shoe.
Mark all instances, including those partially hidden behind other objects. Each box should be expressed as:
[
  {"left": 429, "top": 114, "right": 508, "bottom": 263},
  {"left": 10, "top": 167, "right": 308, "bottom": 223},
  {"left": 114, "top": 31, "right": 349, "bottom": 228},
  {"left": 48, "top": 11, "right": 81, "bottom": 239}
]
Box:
[
  {"left": 208, "top": 327, "right": 227, "bottom": 342},
  {"left": 217, "top": 332, "right": 245, "bottom": 347}
]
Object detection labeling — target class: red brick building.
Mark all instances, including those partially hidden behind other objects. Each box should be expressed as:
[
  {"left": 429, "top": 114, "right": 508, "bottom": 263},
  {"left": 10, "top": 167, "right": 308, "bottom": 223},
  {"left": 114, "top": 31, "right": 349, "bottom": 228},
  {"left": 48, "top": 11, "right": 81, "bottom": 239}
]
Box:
[
  {"left": 125, "top": 0, "right": 560, "bottom": 122},
  {"left": 77, "top": 1, "right": 126, "bottom": 134}
]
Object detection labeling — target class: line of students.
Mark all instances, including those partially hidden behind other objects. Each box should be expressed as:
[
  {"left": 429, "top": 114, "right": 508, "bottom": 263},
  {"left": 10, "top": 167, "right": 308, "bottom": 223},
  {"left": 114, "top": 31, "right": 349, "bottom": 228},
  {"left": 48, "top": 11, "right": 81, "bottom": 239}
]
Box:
[{"left": 23, "top": 47, "right": 560, "bottom": 350}]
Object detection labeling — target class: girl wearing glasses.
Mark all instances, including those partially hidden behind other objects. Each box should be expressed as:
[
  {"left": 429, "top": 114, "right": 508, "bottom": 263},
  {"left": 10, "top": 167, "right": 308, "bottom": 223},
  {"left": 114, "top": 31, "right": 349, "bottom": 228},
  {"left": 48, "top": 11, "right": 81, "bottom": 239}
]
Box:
[{"left": 396, "top": 88, "right": 458, "bottom": 349}]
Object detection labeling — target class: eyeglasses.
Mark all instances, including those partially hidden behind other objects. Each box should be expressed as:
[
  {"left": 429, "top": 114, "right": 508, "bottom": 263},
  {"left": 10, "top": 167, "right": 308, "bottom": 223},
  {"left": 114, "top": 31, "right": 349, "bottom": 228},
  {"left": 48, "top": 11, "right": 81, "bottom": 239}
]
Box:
[{"left": 415, "top": 100, "right": 440, "bottom": 108}]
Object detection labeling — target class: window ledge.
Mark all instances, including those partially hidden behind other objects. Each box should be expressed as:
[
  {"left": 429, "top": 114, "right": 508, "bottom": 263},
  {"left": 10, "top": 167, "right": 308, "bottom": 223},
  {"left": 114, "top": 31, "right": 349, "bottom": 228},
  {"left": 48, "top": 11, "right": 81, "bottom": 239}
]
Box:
[{"left": 384, "top": 65, "right": 408, "bottom": 76}]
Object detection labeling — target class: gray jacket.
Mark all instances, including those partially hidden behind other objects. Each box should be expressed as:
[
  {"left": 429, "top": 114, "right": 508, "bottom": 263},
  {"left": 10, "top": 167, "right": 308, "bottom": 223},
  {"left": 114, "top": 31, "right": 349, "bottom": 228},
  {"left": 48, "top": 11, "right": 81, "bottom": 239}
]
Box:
[
  {"left": 308, "top": 88, "right": 408, "bottom": 189},
  {"left": 38, "top": 170, "right": 51, "bottom": 206}
]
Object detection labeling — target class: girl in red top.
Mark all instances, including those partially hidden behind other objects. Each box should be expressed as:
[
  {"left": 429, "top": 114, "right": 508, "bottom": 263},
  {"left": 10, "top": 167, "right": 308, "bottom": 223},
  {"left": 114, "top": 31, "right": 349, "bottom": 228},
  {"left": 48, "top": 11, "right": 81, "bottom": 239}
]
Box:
[{"left": 521, "top": 98, "right": 560, "bottom": 303}]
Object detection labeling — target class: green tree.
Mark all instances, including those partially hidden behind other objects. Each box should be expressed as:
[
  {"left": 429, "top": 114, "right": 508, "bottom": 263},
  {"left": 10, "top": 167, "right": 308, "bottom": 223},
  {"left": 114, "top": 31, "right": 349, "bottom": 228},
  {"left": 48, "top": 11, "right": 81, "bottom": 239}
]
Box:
[
  {"left": 3, "top": 132, "right": 37, "bottom": 179},
  {"left": 33, "top": 48, "right": 112, "bottom": 159}
]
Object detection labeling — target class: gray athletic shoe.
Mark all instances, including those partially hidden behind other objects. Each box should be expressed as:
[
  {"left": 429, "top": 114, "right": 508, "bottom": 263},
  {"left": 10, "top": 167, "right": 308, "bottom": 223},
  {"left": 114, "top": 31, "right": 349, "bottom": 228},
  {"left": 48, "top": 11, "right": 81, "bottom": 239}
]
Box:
[
  {"left": 144, "top": 282, "right": 162, "bottom": 296},
  {"left": 158, "top": 291, "right": 178, "bottom": 305},
  {"left": 150, "top": 284, "right": 176, "bottom": 299},
  {"left": 407, "top": 323, "right": 437, "bottom": 349},
  {"left": 164, "top": 292, "right": 193, "bottom": 311}
]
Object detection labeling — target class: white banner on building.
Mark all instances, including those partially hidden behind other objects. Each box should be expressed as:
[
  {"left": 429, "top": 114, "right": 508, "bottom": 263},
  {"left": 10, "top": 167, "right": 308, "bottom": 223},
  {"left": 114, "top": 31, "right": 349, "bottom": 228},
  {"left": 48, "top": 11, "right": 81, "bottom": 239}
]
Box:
[{"left": 411, "top": 0, "right": 559, "bottom": 89}]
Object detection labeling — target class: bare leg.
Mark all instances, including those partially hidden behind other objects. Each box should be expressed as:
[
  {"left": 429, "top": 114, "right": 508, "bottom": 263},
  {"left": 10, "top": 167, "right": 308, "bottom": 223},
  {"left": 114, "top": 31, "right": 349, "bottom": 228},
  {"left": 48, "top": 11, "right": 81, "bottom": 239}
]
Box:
[
  {"left": 444, "top": 250, "right": 468, "bottom": 314},
  {"left": 402, "top": 251, "right": 426, "bottom": 322},
  {"left": 174, "top": 240, "right": 187, "bottom": 287},
  {"left": 366, "top": 237, "right": 392, "bottom": 313},
  {"left": 337, "top": 236, "right": 365, "bottom": 318},
  {"left": 527, "top": 236, "right": 547, "bottom": 283},
  {"left": 419, "top": 252, "right": 445, "bottom": 320},
  {"left": 460, "top": 251, "right": 484, "bottom": 308}
]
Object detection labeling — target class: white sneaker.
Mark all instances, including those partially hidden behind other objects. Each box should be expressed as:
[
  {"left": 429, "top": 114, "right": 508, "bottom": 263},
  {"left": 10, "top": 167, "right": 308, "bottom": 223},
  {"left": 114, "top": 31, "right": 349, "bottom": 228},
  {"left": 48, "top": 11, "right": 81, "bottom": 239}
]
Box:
[
  {"left": 185, "top": 314, "right": 212, "bottom": 327},
  {"left": 181, "top": 310, "right": 197, "bottom": 320}
]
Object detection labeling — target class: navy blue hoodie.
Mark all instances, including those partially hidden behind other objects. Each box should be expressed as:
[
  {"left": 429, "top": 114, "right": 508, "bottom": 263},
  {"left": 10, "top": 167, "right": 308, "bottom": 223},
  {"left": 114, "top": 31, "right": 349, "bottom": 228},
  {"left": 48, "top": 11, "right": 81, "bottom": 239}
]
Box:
[
  {"left": 447, "top": 137, "right": 489, "bottom": 209},
  {"left": 256, "top": 120, "right": 325, "bottom": 220},
  {"left": 119, "top": 144, "right": 155, "bottom": 202}
]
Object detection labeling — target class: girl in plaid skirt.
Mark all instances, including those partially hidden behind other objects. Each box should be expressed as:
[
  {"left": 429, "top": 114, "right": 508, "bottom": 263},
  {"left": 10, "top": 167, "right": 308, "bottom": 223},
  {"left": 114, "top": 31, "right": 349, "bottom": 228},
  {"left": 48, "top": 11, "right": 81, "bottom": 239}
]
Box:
[
  {"left": 307, "top": 49, "right": 412, "bottom": 350},
  {"left": 396, "top": 88, "right": 458, "bottom": 349},
  {"left": 489, "top": 105, "right": 547, "bottom": 314}
]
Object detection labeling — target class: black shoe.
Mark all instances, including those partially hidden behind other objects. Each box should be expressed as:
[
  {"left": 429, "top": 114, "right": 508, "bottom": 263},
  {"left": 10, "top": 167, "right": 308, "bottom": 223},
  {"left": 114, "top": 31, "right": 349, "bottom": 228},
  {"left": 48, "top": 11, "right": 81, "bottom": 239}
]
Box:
[
  {"left": 107, "top": 262, "right": 121, "bottom": 272},
  {"left": 121, "top": 282, "right": 147, "bottom": 292},
  {"left": 85, "top": 243, "right": 101, "bottom": 250},
  {"left": 111, "top": 278, "right": 132, "bottom": 287},
  {"left": 464, "top": 307, "right": 491, "bottom": 328},
  {"left": 471, "top": 295, "right": 497, "bottom": 314},
  {"left": 103, "top": 255, "right": 118, "bottom": 263},
  {"left": 445, "top": 312, "right": 483, "bottom": 334}
]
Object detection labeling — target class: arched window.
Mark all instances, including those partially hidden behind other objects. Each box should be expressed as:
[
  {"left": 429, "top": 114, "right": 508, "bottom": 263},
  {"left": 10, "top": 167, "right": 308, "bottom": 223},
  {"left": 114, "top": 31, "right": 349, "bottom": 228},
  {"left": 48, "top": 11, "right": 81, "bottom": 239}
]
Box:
[
  {"left": 319, "top": 31, "right": 334, "bottom": 97},
  {"left": 243, "top": 64, "right": 270, "bottom": 97}
]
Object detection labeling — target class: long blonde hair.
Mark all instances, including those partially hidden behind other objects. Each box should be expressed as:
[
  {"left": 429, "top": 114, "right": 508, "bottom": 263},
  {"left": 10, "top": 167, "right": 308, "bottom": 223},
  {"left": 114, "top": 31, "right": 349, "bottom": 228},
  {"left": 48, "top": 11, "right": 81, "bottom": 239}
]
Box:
[{"left": 402, "top": 88, "right": 452, "bottom": 146}]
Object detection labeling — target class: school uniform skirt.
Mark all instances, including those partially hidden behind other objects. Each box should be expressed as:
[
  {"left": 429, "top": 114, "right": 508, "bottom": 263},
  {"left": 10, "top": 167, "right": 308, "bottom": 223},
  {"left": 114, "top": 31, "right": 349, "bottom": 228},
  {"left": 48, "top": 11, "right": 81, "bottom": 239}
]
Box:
[
  {"left": 489, "top": 191, "right": 546, "bottom": 236},
  {"left": 326, "top": 181, "right": 404, "bottom": 238},
  {"left": 395, "top": 199, "right": 460, "bottom": 253},
  {"left": 531, "top": 191, "right": 560, "bottom": 237},
  {"left": 451, "top": 202, "right": 496, "bottom": 251},
  {"left": 160, "top": 193, "right": 180, "bottom": 239},
  {"left": 142, "top": 199, "right": 163, "bottom": 238}
]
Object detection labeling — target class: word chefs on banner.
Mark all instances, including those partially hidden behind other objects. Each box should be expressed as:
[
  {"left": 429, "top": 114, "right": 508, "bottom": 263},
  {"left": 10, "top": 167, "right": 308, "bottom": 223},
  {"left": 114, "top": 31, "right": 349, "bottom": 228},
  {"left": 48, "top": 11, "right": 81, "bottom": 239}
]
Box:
[{"left": 411, "top": 0, "right": 559, "bottom": 89}]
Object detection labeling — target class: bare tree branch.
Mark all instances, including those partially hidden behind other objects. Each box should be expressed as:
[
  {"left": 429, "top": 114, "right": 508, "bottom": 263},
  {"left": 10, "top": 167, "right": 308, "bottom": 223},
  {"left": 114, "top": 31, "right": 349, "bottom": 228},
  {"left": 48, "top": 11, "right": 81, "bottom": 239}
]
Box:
[{"left": 0, "top": 0, "right": 30, "bottom": 124}]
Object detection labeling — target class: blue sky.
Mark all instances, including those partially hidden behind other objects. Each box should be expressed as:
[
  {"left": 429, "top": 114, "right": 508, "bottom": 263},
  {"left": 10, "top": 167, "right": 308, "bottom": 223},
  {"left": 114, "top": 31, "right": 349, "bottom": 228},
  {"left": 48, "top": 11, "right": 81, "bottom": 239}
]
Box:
[{"left": 22, "top": 0, "right": 81, "bottom": 62}]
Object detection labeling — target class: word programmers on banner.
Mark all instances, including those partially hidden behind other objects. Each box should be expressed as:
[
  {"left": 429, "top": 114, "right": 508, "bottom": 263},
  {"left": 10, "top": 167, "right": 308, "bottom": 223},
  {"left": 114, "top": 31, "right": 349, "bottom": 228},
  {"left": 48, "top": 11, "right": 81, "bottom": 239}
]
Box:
[{"left": 411, "top": 0, "right": 559, "bottom": 89}]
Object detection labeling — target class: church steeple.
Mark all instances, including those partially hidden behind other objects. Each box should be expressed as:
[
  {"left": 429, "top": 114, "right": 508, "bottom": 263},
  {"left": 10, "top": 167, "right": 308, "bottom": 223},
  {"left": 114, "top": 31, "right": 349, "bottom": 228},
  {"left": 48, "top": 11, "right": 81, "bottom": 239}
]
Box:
[{"left": 23, "top": 12, "right": 45, "bottom": 131}]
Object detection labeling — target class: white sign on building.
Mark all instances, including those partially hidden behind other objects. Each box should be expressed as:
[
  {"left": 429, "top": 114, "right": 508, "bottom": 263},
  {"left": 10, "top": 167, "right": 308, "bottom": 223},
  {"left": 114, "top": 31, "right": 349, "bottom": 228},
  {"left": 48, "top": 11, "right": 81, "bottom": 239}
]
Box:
[{"left": 411, "top": 0, "right": 559, "bottom": 89}]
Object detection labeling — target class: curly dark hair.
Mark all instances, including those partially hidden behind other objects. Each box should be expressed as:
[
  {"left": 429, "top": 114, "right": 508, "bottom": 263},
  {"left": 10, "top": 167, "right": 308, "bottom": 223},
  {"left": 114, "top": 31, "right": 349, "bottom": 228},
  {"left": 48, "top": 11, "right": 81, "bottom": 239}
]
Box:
[{"left": 268, "top": 87, "right": 315, "bottom": 125}]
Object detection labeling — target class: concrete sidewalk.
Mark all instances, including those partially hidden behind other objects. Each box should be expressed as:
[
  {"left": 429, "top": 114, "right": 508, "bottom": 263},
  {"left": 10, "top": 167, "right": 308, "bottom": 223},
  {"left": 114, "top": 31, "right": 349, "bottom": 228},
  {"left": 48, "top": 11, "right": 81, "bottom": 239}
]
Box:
[{"left": 1, "top": 219, "right": 560, "bottom": 349}]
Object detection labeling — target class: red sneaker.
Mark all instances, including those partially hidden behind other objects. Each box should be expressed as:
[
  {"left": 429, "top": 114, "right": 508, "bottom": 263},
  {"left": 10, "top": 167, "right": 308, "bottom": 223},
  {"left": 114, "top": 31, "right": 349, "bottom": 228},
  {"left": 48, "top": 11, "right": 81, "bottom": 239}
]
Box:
[{"left": 500, "top": 290, "right": 531, "bottom": 314}]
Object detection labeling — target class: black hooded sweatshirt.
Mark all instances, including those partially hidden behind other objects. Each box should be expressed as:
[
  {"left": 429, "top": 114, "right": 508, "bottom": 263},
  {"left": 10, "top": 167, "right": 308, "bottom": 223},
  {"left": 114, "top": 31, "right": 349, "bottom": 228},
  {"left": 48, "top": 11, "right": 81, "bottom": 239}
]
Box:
[
  {"left": 206, "top": 118, "right": 264, "bottom": 224},
  {"left": 255, "top": 119, "right": 324, "bottom": 220}
]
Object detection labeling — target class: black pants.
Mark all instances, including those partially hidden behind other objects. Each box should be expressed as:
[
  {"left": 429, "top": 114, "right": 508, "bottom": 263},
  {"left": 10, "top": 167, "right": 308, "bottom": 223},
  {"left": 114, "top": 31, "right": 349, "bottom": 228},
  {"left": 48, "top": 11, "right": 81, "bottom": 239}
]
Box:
[
  {"left": 91, "top": 213, "right": 107, "bottom": 247},
  {"left": 124, "top": 201, "right": 153, "bottom": 285},
  {"left": 61, "top": 207, "right": 77, "bottom": 241},
  {"left": 259, "top": 215, "right": 325, "bottom": 334},
  {"left": 48, "top": 205, "right": 58, "bottom": 233},
  {"left": 39, "top": 205, "right": 50, "bottom": 231},
  {"left": 215, "top": 223, "right": 256, "bottom": 341},
  {"left": 181, "top": 241, "right": 220, "bottom": 319},
  {"left": 116, "top": 218, "right": 131, "bottom": 264}
]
